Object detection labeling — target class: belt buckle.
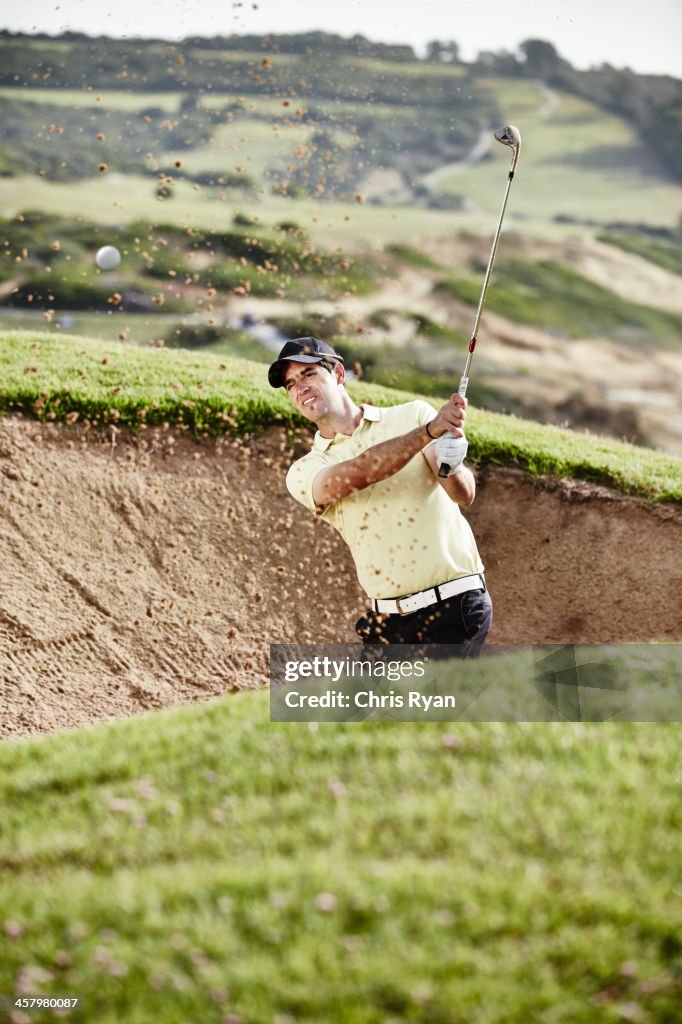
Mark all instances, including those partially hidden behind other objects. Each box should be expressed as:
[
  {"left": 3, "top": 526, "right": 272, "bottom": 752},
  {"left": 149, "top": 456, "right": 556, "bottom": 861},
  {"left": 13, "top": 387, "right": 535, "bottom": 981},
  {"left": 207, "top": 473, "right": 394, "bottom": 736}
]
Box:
[
  {"left": 396, "top": 589, "right": 434, "bottom": 616},
  {"left": 395, "top": 592, "right": 422, "bottom": 615}
]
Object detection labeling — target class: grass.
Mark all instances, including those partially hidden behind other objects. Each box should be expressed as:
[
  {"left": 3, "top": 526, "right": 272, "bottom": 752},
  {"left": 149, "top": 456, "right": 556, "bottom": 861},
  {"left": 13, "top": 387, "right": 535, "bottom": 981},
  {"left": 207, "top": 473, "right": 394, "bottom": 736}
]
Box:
[
  {"left": 1, "top": 66, "right": 680, "bottom": 233},
  {"left": 0, "top": 86, "right": 184, "bottom": 112},
  {"left": 1, "top": 330, "right": 681, "bottom": 501},
  {"left": 0, "top": 330, "right": 287, "bottom": 435},
  {"left": 0, "top": 171, "right": 451, "bottom": 248},
  {"left": 2, "top": 71, "right": 675, "bottom": 245},
  {"left": 0, "top": 312, "right": 269, "bottom": 361},
  {"left": 435, "top": 259, "right": 682, "bottom": 344},
  {"left": 0, "top": 172, "right": 666, "bottom": 254},
  {"left": 0, "top": 210, "right": 377, "bottom": 312},
  {"left": 597, "top": 230, "right": 682, "bottom": 277},
  {"left": 160, "top": 119, "right": 316, "bottom": 179},
  {"left": 384, "top": 244, "right": 444, "bottom": 270},
  {"left": 0, "top": 691, "right": 680, "bottom": 1022}
]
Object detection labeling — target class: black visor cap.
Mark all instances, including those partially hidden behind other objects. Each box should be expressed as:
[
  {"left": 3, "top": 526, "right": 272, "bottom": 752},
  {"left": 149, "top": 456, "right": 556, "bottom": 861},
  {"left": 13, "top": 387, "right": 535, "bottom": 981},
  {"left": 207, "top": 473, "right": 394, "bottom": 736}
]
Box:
[{"left": 268, "top": 336, "right": 343, "bottom": 388}]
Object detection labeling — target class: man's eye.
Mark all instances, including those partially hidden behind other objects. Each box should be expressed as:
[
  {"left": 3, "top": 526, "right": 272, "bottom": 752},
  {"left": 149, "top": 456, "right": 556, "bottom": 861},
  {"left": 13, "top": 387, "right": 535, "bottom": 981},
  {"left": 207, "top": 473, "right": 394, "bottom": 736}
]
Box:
[{"left": 285, "top": 369, "right": 316, "bottom": 391}]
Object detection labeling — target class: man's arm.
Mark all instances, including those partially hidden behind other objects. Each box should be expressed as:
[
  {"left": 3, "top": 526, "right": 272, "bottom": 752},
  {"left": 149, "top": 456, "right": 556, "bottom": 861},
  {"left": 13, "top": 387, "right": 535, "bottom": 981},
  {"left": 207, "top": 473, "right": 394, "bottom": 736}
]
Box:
[
  {"left": 422, "top": 444, "right": 476, "bottom": 506},
  {"left": 312, "top": 424, "right": 429, "bottom": 505},
  {"left": 311, "top": 395, "right": 467, "bottom": 507}
]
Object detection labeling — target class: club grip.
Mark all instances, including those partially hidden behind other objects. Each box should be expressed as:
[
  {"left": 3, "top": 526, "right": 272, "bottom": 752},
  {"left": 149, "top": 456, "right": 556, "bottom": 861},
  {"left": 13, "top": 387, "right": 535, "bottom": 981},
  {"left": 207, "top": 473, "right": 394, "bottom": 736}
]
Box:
[{"left": 438, "top": 377, "right": 469, "bottom": 477}]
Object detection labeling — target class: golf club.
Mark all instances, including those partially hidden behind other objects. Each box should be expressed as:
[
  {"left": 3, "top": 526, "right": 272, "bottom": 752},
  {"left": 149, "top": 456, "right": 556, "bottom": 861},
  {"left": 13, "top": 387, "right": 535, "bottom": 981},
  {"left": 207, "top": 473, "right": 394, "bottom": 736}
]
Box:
[{"left": 438, "top": 123, "right": 522, "bottom": 477}]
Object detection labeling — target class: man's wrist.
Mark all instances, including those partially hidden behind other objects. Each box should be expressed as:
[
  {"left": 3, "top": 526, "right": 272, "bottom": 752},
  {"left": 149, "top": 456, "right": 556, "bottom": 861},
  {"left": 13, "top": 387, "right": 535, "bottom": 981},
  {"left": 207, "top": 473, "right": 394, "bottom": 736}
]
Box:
[{"left": 424, "top": 420, "right": 439, "bottom": 441}]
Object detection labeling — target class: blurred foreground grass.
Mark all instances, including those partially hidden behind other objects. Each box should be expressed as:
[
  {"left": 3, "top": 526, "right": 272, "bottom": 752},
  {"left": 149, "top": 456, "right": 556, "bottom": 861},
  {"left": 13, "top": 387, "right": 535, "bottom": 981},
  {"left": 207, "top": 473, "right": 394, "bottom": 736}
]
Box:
[
  {"left": 1, "top": 691, "right": 680, "bottom": 1023},
  {"left": 1, "top": 330, "right": 681, "bottom": 501}
]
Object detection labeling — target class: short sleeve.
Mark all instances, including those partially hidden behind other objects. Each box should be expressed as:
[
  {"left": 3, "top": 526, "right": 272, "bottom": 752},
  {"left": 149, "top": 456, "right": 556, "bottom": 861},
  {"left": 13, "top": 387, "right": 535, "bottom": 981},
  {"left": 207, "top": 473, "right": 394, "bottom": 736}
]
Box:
[
  {"left": 410, "top": 399, "right": 439, "bottom": 451},
  {"left": 286, "top": 453, "right": 329, "bottom": 513},
  {"left": 411, "top": 399, "right": 438, "bottom": 426}
]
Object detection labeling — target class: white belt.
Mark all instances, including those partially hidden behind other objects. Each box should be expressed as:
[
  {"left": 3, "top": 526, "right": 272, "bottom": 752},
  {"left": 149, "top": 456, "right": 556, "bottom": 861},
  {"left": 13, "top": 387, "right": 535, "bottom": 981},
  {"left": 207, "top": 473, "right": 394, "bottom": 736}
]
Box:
[{"left": 371, "top": 574, "right": 486, "bottom": 616}]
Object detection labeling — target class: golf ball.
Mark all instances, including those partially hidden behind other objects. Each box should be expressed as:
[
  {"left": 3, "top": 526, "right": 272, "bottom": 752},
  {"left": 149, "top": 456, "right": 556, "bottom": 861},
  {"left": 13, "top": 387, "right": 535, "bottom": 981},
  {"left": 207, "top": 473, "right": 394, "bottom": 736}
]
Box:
[{"left": 95, "top": 245, "right": 121, "bottom": 271}]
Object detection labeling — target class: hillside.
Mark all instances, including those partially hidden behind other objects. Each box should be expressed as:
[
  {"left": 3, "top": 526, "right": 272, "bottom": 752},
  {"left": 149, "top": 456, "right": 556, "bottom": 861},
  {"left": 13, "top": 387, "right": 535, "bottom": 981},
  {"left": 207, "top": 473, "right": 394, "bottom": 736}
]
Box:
[
  {"left": 1, "top": 208, "right": 681, "bottom": 454},
  {"left": 1, "top": 32, "right": 681, "bottom": 454},
  {"left": 1, "top": 31, "right": 681, "bottom": 462},
  {"left": 1, "top": 30, "right": 680, "bottom": 188},
  {"left": 2, "top": 682, "right": 680, "bottom": 1023}
]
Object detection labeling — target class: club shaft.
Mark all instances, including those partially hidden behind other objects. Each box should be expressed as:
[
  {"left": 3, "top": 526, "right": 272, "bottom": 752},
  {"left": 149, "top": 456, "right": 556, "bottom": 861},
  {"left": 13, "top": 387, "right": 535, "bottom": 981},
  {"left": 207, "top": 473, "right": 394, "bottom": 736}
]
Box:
[
  {"left": 460, "top": 156, "right": 519, "bottom": 392},
  {"left": 438, "top": 137, "right": 520, "bottom": 477}
]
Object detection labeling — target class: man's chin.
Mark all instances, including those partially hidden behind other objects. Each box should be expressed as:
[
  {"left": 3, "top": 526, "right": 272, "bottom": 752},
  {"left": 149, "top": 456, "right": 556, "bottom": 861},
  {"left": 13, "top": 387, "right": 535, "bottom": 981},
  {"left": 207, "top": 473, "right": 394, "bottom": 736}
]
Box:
[{"left": 299, "top": 402, "right": 323, "bottom": 421}]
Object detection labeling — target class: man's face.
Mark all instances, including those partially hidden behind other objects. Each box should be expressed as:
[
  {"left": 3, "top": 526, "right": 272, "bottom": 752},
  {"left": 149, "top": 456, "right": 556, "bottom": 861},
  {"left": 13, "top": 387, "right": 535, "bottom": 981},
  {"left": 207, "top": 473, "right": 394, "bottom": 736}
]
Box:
[{"left": 283, "top": 361, "right": 341, "bottom": 421}]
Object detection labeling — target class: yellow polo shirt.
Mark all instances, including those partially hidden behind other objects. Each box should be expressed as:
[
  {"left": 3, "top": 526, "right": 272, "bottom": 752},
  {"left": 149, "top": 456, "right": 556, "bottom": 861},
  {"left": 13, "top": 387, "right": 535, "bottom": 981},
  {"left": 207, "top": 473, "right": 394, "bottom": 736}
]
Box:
[{"left": 286, "top": 401, "right": 484, "bottom": 600}]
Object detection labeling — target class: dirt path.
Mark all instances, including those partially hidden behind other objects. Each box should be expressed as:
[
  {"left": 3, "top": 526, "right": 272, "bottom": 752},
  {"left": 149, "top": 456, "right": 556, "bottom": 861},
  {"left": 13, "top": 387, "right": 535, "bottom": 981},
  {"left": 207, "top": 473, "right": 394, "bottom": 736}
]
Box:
[
  {"left": 418, "top": 79, "right": 557, "bottom": 193},
  {"left": 535, "top": 80, "right": 560, "bottom": 120},
  {"left": 420, "top": 125, "right": 494, "bottom": 191},
  {"left": 1, "top": 415, "right": 680, "bottom": 739}
]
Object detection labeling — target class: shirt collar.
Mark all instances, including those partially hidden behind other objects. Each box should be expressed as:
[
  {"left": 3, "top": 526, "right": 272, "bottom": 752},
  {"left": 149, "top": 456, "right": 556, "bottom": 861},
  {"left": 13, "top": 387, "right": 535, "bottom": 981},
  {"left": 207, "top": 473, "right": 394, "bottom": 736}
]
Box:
[{"left": 313, "top": 404, "right": 381, "bottom": 451}]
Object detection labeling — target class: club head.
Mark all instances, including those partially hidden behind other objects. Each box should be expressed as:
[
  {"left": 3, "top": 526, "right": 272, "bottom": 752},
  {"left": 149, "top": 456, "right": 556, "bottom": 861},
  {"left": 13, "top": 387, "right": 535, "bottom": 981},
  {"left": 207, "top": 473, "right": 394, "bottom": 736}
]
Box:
[{"left": 494, "top": 124, "right": 522, "bottom": 151}]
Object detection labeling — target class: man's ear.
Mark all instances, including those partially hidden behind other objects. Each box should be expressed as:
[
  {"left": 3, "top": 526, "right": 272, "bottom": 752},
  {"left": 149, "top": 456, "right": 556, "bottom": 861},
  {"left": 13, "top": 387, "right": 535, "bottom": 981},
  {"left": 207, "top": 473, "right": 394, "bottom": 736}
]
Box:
[{"left": 333, "top": 361, "right": 346, "bottom": 385}]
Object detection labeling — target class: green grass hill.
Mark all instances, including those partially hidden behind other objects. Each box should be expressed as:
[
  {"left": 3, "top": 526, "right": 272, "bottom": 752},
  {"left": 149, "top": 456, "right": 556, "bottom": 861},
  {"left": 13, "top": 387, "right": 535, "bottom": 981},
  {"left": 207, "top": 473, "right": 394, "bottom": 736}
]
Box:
[{"left": 1, "top": 686, "right": 680, "bottom": 1023}]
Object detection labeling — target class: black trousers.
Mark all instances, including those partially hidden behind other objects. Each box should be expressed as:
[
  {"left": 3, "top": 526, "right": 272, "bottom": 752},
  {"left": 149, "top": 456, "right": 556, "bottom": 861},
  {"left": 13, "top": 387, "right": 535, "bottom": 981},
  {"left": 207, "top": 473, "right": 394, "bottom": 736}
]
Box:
[{"left": 355, "top": 587, "right": 493, "bottom": 657}]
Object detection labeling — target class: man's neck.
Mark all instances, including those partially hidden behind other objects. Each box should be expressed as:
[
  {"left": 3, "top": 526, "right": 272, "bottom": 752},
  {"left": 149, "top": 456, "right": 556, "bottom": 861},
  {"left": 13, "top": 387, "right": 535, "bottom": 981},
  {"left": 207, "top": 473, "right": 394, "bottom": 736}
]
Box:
[{"left": 318, "top": 400, "right": 364, "bottom": 439}]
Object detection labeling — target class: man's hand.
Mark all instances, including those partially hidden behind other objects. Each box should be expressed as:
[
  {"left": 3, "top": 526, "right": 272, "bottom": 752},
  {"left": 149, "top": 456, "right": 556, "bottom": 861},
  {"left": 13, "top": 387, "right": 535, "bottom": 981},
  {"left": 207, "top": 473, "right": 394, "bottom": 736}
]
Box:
[
  {"left": 423, "top": 394, "right": 474, "bottom": 501},
  {"left": 427, "top": 393, "right": 469, "bottom": 473},
  {"left": 435, "top": 434, "right": 468, "bottom": 476},
  {"left": 426, "top": 393, "right": 467, "bottom": 438}
]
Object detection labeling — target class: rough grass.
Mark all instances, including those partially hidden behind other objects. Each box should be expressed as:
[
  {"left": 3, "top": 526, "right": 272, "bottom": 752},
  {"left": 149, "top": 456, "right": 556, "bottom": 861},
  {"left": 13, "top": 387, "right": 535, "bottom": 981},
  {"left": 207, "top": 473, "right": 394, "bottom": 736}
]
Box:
[
  {"left": 0, "top": 211, "right": 377, "bottom": 309},
  {"left": 0, "top": 170, "right": 671, "bottom": 253},
  {"left": 0, "top": 312, "right": 272, "bottom": 362},
  {"left": 597, "top": 230, "right": 682, "bottom": 277},
  {"left": 1, "top": 331, "right": 681, "bottom": 502},
  {"left": 435, "top": 259, "right": 682, "bottom": 343},
  {"left": 384, "top": 244, "right": 444, "bottom": 270},
  {"left": 0, "top": 86, "right": 184, "bottom": 112},
  {"left": 0, "top": 693, "right": 680, "bottom": 1023}
]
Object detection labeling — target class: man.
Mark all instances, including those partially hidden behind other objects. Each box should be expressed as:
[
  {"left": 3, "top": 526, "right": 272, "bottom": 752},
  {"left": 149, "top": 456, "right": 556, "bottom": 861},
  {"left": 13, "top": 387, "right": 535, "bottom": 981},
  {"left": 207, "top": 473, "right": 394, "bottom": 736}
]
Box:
[{"left": 269, "top": 337, "right": 492, "bottom": 654}]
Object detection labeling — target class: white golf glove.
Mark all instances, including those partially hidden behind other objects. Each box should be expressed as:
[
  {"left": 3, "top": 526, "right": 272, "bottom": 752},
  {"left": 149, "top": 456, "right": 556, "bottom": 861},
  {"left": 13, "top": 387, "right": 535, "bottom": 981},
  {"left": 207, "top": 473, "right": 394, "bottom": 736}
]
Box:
[{"left": 435, "top": 433, "right": 468, "bottom": 475}]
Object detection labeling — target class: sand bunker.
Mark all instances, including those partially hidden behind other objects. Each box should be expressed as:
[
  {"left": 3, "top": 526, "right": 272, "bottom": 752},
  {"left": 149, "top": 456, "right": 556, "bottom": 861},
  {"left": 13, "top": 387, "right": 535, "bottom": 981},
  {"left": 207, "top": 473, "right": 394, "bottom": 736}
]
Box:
[{"left": 1, "top": 416, "right": 680, "bottom": 738}]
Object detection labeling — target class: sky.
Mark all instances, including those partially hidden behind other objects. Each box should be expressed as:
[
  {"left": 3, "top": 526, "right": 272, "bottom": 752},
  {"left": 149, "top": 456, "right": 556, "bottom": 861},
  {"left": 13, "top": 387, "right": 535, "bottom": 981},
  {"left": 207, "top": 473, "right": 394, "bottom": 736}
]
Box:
[{"left": 2, "top": 0, "right": 681, "bottom": 79}]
